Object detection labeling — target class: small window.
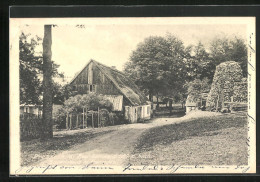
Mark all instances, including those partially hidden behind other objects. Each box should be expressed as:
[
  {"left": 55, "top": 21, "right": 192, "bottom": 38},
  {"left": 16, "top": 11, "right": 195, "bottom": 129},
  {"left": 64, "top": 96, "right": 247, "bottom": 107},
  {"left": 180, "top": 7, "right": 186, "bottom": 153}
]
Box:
[{"left": 89, "top": 84, "right": 96, "bottom": 92}]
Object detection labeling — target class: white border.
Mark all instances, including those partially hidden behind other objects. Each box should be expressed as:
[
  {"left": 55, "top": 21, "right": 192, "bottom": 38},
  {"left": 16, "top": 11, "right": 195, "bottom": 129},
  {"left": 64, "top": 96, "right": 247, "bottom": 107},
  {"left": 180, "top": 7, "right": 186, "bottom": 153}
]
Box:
[{"left": 10, "top": 17, "right": 256, "bottom": 175}]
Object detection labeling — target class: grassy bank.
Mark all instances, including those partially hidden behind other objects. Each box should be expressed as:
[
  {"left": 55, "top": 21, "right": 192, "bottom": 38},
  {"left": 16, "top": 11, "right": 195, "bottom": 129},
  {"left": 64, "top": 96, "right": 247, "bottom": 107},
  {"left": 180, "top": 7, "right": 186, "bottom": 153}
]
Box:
[{"left": 129, "top": 112, "right": 248, "bottom": 166}]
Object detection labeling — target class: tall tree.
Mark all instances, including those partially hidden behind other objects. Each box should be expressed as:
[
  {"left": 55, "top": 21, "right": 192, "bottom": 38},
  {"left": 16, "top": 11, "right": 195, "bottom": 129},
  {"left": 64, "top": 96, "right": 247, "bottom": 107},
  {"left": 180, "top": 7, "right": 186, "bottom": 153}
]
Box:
[
  {"left": 124, "top": 34, "right": 187, "bottom": 105},
  {"left": 42, "top": 25, "right": 53, "bottom": 138},
  {"left": 20, "top": 32, "right": 64, "bottom": 105},
  {"left": 19, "top": 33, "right": 42, "bottom": 104},
  {"left": 210, "top": 36, "right": 247, "bottom": 77}
]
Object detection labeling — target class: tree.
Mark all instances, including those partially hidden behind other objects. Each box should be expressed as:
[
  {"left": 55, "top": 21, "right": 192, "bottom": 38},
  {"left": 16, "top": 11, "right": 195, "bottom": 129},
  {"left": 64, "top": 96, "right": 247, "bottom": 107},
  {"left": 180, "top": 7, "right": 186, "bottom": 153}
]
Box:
[
  {"left": 19, "top": 33, "right": 42, "bottom": 104},
  {"left": 124, "top": 34, "right": 187, "bottom": 107},
  {"left": 20, "top": 32, "right": 64, "bottom": 105},
  {"left": 52, "top": 83, "right": 74, "bottom": 105},
  {"left": 185, "top": 78, "right": 211, "bottom": 103},
  {"left": 210, "top": 36, "right": 247, "bottom": 77},
  {"left": 42, "top": 25, "right": 53, "bottom": 138},
  {"left": 186, "top": 42, "right": 214, "bottom": 82}
]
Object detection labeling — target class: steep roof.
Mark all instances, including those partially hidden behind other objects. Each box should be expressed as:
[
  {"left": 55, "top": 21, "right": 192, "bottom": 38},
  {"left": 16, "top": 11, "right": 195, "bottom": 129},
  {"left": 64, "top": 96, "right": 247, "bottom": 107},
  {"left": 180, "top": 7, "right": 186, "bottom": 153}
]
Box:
[{"left": 71, "top": 59, "right": 149, "bottom": 106}]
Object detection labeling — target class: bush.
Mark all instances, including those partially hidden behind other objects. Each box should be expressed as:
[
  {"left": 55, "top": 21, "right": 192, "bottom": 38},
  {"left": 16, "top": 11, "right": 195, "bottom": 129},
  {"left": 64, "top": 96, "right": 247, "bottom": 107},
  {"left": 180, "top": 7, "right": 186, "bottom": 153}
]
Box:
[
  {"left": 207, "top": 61, "right": 245, "bottom": 109},
  {"left": 53, "top": 93, "right": 114, "bottom": 128},
  {"left": 20, "top": 114, "right": 43, "bottom": 140}
]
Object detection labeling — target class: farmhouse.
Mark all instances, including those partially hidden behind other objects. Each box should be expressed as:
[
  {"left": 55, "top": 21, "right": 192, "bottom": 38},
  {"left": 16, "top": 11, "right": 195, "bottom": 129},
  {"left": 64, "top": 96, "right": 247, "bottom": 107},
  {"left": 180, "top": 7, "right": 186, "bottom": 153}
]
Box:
[{"left": 69, "top": 59, "right": 151, "bottom": 123}]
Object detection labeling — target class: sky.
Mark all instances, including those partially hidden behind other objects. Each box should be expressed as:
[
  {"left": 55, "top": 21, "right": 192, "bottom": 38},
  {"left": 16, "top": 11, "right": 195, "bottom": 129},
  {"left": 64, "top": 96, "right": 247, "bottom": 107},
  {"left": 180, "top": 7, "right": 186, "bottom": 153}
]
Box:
[{"left": 18, "top": 18, "right": 248, "bottom": 81}]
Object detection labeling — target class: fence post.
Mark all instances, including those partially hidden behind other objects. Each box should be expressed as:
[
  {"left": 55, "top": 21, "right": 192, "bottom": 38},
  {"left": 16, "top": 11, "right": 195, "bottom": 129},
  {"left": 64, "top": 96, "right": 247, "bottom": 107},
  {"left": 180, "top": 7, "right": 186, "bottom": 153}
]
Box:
[
  {"left": 92, "top": 113, "right": 94, "bottom": 128},
  {"left": 98, "top": 107, "right": 100, "bottom": 128},
  {"left": 86, "top": 108, "right": 88, "bottom": 128},
  {"left": 83, "top": 108, "right": 85, "bottom": 129},
  {"left": 76, "top": 114, "right": 79, "bottom": 128},
  {"left": 70, "top": 114, "right": 72, "bottom": 130}
]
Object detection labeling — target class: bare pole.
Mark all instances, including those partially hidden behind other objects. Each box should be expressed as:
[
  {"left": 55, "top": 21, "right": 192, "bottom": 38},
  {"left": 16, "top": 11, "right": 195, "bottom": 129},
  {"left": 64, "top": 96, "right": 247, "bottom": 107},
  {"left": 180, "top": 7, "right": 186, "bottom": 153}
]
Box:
[{"left": 42, "top": 25, "right": 53, "bottom": 138}]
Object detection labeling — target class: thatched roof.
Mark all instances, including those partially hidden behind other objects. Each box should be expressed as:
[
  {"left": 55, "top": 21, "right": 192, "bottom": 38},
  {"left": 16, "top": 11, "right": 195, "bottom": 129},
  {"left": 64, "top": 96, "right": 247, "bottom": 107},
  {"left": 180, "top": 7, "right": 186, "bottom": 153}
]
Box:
[{"left": 71, "top": 60, "right": 149, "bottom": 106}]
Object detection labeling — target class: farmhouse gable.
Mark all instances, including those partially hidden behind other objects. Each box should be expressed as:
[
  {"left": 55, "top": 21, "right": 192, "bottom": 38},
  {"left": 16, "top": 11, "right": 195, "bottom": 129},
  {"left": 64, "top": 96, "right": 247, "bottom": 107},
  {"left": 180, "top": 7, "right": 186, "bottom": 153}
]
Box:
[{"left": 70, "top": 59, "right": 150, "bottom": 109}]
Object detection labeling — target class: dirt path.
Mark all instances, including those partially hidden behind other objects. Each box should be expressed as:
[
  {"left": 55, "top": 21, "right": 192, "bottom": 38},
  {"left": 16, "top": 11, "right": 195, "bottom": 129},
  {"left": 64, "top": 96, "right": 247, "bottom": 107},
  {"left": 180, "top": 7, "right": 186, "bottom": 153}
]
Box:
[{"left": 38, "top": 111, "right": 221, "bottom": 166}]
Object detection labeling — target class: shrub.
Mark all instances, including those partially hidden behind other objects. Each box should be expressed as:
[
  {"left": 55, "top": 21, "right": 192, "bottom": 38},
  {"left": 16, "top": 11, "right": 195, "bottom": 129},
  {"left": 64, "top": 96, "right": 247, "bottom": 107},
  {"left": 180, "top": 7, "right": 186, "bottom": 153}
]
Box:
[
  {"left": 20, "top": 114, "right": 43, "bottom": 140},
  {"left": 207, "top": 61, "right": 245, "bottom": 109},
  {"left": 53, "top": 94, "right": 114, "bottom": 128}
]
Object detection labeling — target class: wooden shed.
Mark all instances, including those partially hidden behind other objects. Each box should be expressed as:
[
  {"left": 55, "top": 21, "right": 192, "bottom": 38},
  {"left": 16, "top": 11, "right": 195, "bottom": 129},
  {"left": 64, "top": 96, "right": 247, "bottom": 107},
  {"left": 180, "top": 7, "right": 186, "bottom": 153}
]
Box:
[
  {"left": 69, "top": 59, "right": 151, "bottom": 123},
  {"left": 185, "top": 95, "right": 197, "bottom": 113},
  {"left": 185, "top": 92, "right": 208, "bottom": 113}
]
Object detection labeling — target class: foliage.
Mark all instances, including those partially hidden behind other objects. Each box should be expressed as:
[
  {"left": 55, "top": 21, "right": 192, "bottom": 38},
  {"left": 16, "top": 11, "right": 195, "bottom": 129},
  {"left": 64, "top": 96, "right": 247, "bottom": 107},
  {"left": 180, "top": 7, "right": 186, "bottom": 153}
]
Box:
[
  {"left": 206, "top": 61, "right": 244, "bottom": 108},
  {"left": 53, "top": 93, "right": 113, "bottom": 123},
  {"left": 185, "top": 42, "right": 214, "bottom": 81},
  {"left": 19, "top": 33, "right": 43, "bottom": 104},
  {"left": 210, "top": 36, "right": 247, "bottom": 77},
  {"left": 19, "top": 32, "right": 64, "bottom": 105},
  {"left": 124, "top": 34, "right": 248, "bottom": 106},
  {"left": 64, "top": 93, "right": 113, "bottom": 112},
  {"left": 233, "top": 78, "right": 247, "bottom": 103},
  {"left": 124, "top": 33, "right": 187, "bottom": 101},
  {"left": 185, "top": 78, "right": 211, "bottom": 103},
  {"left": 52, "top": 83, "right": 74, "bottom": 105},
  {"left": 20, "top": 114, "right": 43, "bottom": 140}
]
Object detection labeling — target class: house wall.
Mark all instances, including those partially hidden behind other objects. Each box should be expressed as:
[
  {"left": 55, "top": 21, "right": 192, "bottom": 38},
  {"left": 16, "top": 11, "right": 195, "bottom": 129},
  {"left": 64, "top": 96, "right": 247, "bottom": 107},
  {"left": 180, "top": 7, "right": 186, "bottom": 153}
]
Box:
[
  {"left": 104, "top": 95, "right": 123, "bottom": 111},
  {"left": 20, "top": 106, "right": 42, "bottom": 116},
  {"left": 125, "top": 104, "right": 151, "bottom": 123},
  {"left": 71, "top": 62, "right": 121, "bottom": 95}
]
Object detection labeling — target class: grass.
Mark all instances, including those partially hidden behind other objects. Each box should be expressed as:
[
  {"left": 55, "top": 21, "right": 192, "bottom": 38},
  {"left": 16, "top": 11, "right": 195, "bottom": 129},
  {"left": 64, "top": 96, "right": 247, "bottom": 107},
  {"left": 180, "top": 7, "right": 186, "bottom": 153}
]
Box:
[
  {"left": 129, "top": 112, "right": 248, "bottom": 166},
  {"left": 21, "top": 129, "right": 114, "bottom": 166}
]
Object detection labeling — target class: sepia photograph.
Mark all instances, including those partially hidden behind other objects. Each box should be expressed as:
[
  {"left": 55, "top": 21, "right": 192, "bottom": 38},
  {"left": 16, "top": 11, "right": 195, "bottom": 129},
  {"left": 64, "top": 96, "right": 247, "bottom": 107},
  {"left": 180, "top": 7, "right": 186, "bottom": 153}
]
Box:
[{"left": 9, "top": 17, "right": 256, "bottom": 175}]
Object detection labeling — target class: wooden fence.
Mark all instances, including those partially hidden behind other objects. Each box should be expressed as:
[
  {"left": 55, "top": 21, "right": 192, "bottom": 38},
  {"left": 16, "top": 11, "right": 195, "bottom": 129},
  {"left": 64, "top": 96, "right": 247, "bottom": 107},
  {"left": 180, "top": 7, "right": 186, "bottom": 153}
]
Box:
[{"left": 65, "top": 107, "right": 113, "bottom": 130}]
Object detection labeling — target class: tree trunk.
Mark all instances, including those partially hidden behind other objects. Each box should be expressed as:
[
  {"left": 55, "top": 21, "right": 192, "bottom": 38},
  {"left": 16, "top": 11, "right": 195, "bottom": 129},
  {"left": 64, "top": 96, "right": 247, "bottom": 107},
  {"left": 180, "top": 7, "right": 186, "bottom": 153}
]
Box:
[
  {"left": 148, "top": 91, "right": 153, "bottom": 102},
  {"left": 76, "top": 114, "right": 79, "bottom": 128},
  {"left": 169, "top": 100, "right": 173, "bottom": 114},
  {"left": 149, "top": 90, "right": 154, "bottom": 112},
  {"left": 42, "top": 25, "right": 53, "bottom": 139},
  {"left": 66, "top": 112, "right": 68, "bottom": 129},
  {"left": 156, "top": 94, "right": 159, "bottom": 109}
]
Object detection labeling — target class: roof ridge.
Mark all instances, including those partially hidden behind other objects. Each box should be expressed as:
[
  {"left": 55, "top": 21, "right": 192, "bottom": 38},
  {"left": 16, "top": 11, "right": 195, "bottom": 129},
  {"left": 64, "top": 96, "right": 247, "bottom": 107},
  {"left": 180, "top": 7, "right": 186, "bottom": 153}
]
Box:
[
  {"left": 93, "top": 60, "right": 148, "bottom": 102},
  {"left": 69, "top": 59, "right": 94, "bottom": 84},
  {"left": 93, "top": 61, "right": 136, "bottom": 105},
  {"left": 70, "top": 59, "right": 148, "bottom": 106},
  {"left": 92, "top": 60, "right": 126, "bottom": 76}
]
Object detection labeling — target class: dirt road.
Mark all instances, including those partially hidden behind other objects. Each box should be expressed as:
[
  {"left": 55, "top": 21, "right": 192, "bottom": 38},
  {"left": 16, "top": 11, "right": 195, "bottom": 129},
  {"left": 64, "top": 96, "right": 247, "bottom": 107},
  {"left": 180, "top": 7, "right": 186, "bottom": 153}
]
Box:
[{"left": 38, "top": 111, "right": 220, "bottom": 166}]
